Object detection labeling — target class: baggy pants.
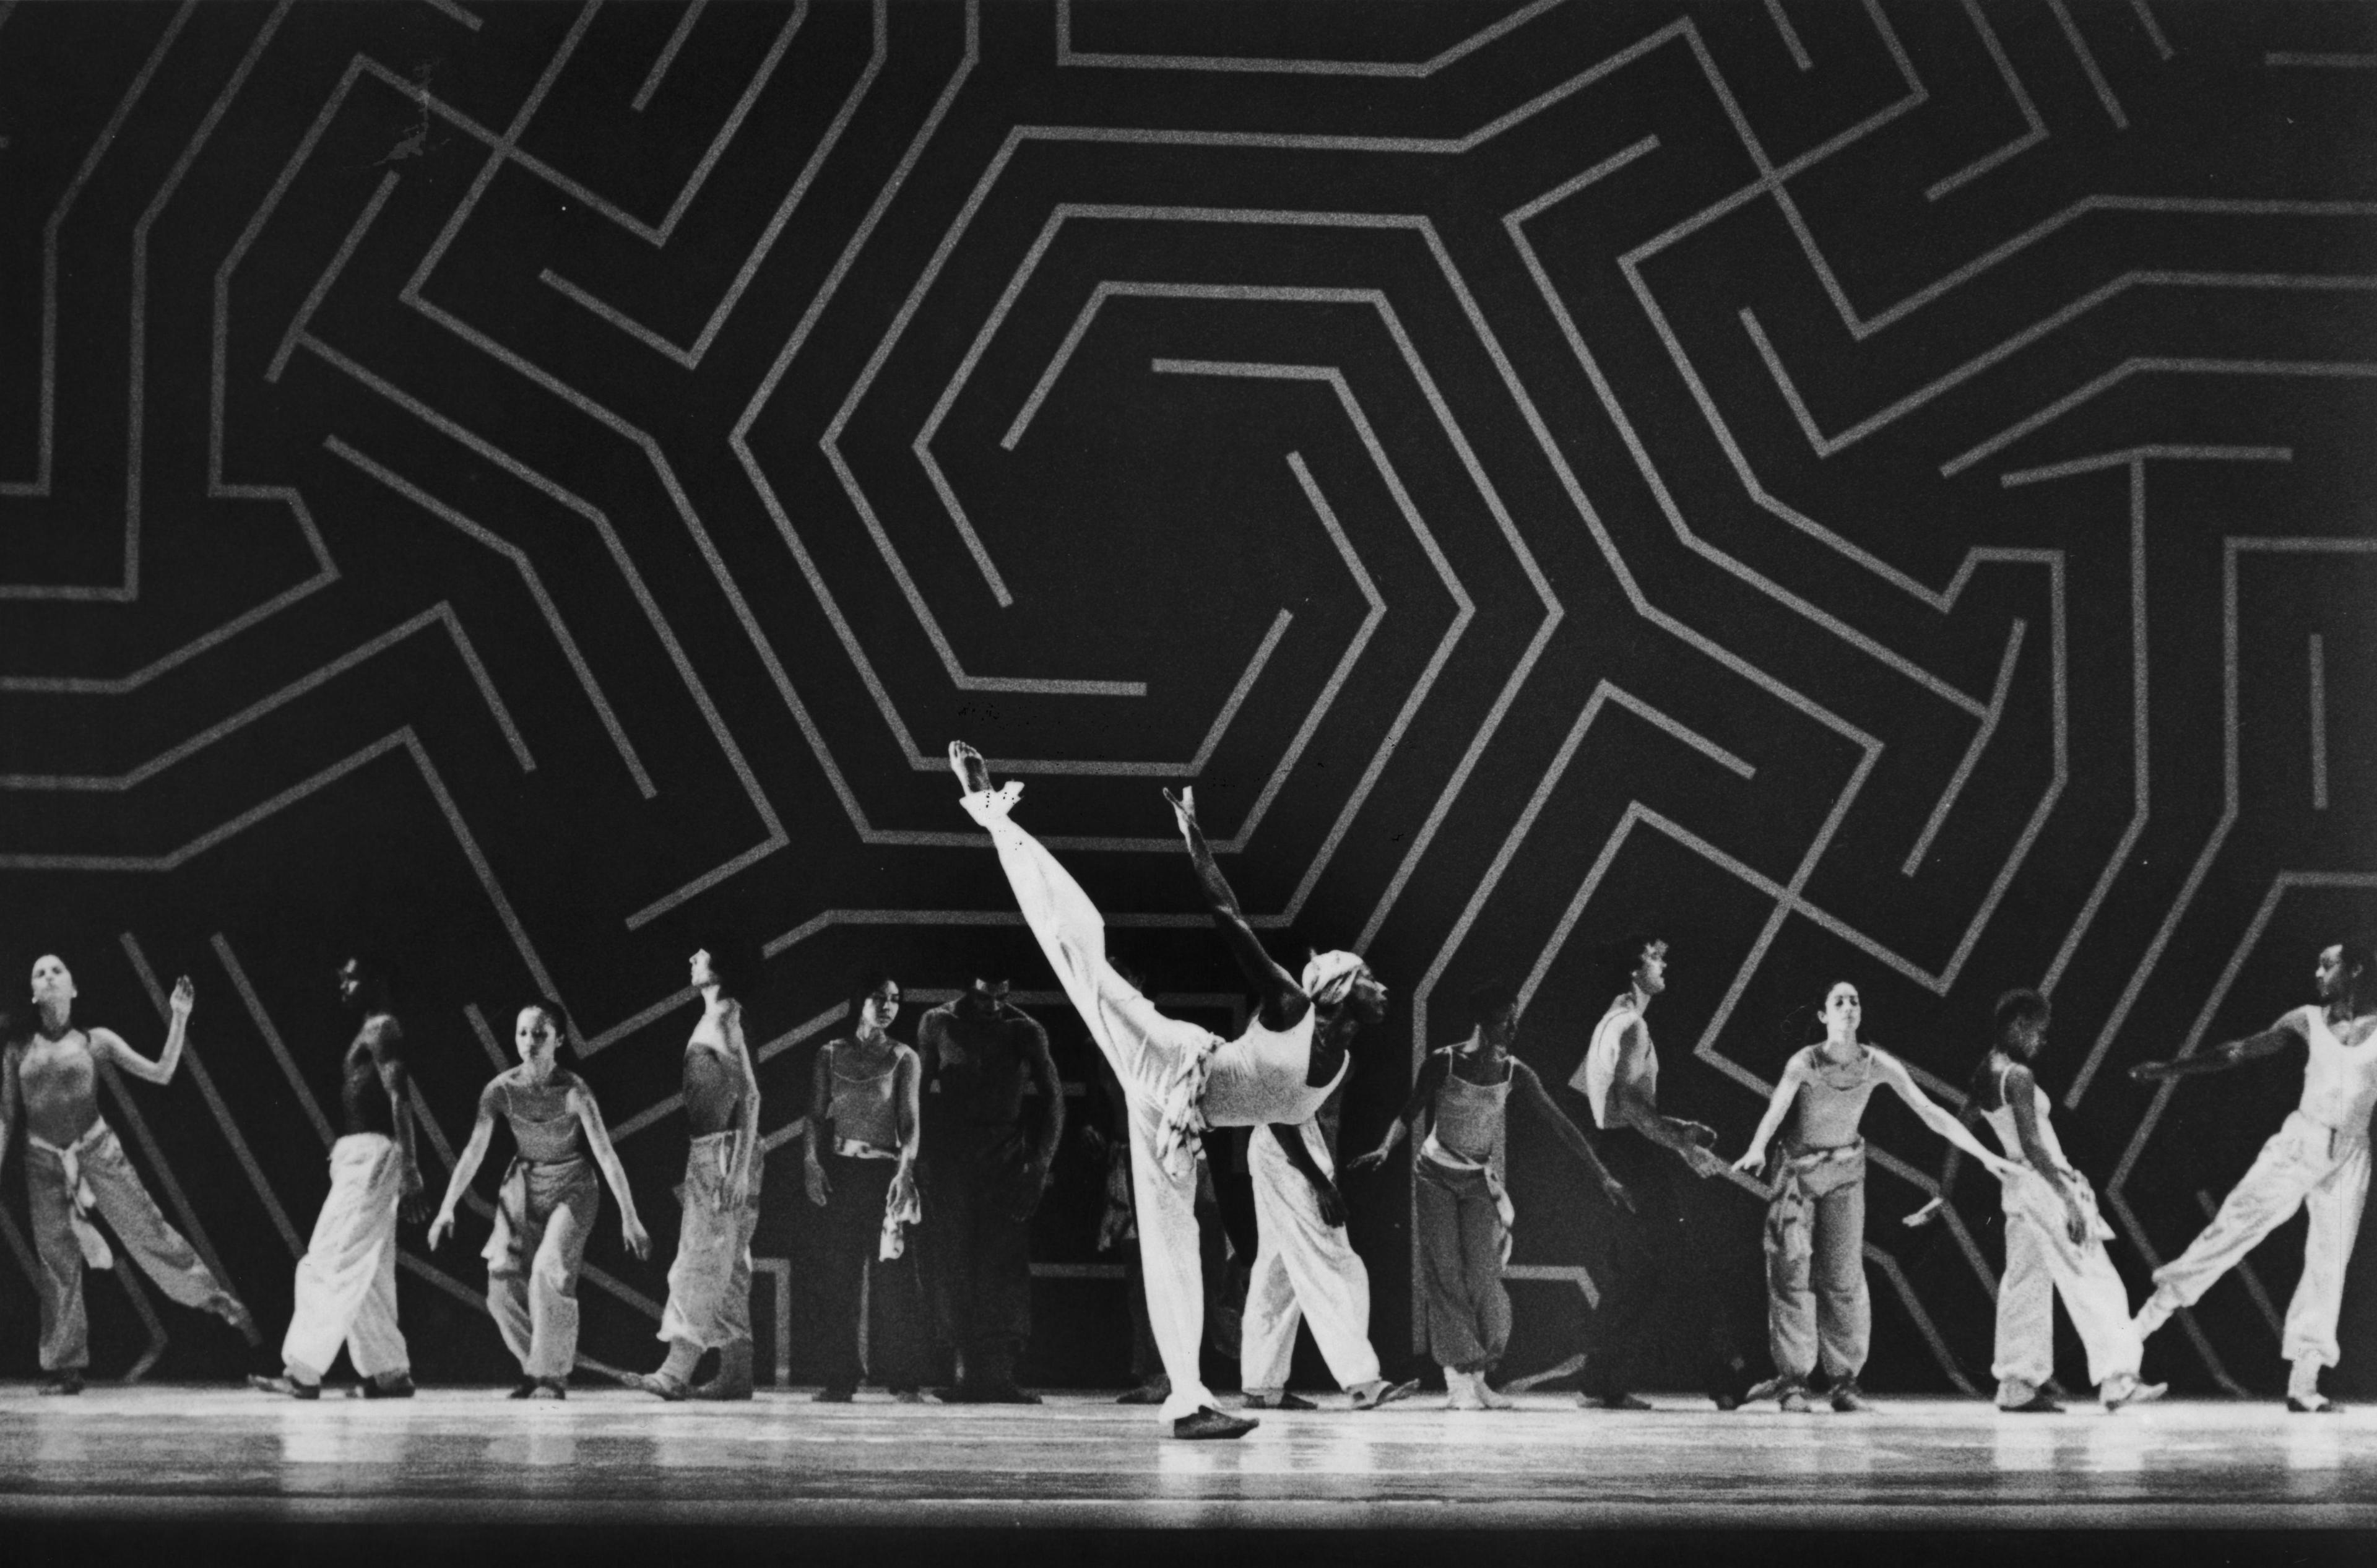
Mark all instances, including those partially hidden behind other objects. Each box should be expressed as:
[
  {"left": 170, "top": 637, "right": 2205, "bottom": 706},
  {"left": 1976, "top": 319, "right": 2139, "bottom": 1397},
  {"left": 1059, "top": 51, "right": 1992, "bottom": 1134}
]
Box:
[
  {"left": 965, "top": 789, "right": 1224, "bottom": 1423},
  {"left": 1416, "top": 1154, "right": 1511, "bottom": 1374},
  {"left": 659, "top": 1131, "right": 758, "bottom": 1351},
  {"left": 1764, "top": 1147, "right": 1869, "bottom": 1384},
  {"left": 1240, "top": 1121, "right": 1383, "bottom": 1395},
  {"left": 1993, "top": 1165, "right": 2142, "bottom": 1400},
  {"left": 284, "top": 1133, "right": 409, "bottom": 1381},
  {"left": 484, "top": 1154, "right": 599, "bottom": 1379},
  {"left": 27, "top": 1121, "right": 240, "bottom": 1373},
  {"left": 2147, "top": 1111, "right": 2370, "bottom": 1369}
]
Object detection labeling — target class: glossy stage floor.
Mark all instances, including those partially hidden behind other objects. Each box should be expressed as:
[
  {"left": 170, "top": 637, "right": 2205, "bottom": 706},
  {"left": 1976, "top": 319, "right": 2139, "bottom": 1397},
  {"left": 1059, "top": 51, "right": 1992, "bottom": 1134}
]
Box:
[{"left": 1, "top": 1384, "right": 2374, "bottom": 1532}]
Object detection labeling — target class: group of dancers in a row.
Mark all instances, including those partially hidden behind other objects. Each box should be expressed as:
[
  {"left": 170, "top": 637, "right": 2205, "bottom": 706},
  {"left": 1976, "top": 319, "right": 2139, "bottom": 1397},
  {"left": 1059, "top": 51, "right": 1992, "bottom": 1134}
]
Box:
[{"left": 4, "top": 740, "right": 2372, "bottom": 1437}]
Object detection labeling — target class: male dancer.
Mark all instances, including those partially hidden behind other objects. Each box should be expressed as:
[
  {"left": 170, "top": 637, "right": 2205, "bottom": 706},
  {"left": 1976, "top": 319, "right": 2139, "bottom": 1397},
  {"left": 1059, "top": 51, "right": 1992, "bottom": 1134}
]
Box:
[
  {"left": 947, "top": 740, "right": 1387, "bottom": 1439},
  {"left": 1565, "top": 936, "right": 1746, "bottom": 1410},
  {"left": 2128, "top": 941, "right": 2377, "bottom": 1412},
  {"left": 917, "top": 977, "right": 1064, "bottom": 1403},
  {"left": 1, "top": 957, "right": 257, "bottom": 1394},
  {"left": 253, "top": 954, "right": 426, "bottom": 1398},
  {"left": 1351, "top": 977, "right": 1632, "bottom": 1408}
]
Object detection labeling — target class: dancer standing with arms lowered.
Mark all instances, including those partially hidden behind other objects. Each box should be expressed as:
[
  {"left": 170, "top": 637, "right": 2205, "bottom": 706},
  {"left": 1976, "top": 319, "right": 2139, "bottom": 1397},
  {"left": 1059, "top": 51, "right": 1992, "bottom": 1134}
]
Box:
[
  {"left": 945, "top": 740, "right": 1388, "bottom": 1439},
  {"left": 1350, "top": 977, "right": 1632, "bottom": 1410},
  {"left": 2126, "top": 941, "right": 2377, "bottom": 1413},
  {"left": 628, "top": 942, "right": 763, "bottom": 1401},
  {"left": 253, "top": 953, "right": 428, "bottom": 1399},
  {"left": 1, "top": 956, "right": 258, "bottom": 1395},
  {"left": 427, "top": 1000, "right": 651, "bottom": 1397},
  {"left": 1731, "top": 982, "right": 2015, "bottom": 1412},
  {"left": 1907, "top": 989, "right": 2164, "bottom": 1412}
]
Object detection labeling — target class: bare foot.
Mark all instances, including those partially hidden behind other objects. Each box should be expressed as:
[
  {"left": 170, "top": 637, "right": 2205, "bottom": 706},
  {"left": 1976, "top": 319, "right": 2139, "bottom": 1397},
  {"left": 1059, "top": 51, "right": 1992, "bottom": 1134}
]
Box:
[{"left": 948, "top": 740, "right": 993, "bottom": 795}]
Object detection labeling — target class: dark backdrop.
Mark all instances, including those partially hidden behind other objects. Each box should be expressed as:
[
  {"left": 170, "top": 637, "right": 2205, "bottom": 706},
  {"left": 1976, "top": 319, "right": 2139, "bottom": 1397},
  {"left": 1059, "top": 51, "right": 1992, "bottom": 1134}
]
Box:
[{"left": 2, "top": 0, "right": 2373, "bottom": 1399}]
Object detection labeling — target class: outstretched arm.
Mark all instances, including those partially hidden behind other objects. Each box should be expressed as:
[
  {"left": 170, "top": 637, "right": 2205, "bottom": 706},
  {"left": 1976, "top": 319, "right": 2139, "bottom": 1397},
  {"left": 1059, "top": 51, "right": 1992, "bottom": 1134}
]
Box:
[
  {"left": 428, "top": 1082, "right": 501, "bottom": 1250},
  {"left": 1876, "top": 1052, "right": 2015, "bottom": 1176},
  {"left": 91, "top": 977, "right": 195, "bottom": 1086},
  {"left": 1268, "top": 1121, "right": 1346, "bottom": 1228},
  {"left": 1604, "top": 1019, "right": 1726, "bottom": 1175},
  {"left": 1348, "top": 1054, "right": 1450, "bottom": 1172},
  {"left": 1731, "top": 1054, "right": 1806, "bottom": 1175},
  {"left": 1513, "top": 1061, "right": 1633, "bottom": 1212},
  {"left": 574, "top": 1081, "right": 651, "bottom": 1259},
  {"left": 1906, "top": 1110, "right": 1975, "bottom": 1229},
  {"left": 2130, "top": 1011, "right": 2306, "bottom": 1083},
  {"left": 1164, "top": 787, "right": 1306, "bottom": 1030}
]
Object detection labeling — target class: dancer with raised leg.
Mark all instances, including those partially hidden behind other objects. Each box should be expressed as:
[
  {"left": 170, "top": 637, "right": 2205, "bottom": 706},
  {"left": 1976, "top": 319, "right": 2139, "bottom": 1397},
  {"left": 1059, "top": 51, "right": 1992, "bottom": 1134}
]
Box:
[
  {"left": 1907, "top": 989, "right": 2163, "bottom": 1412},
  {"left": 2127, "top": 941, "right": 2377, "bottom": 1413},
  {"left": 1, "top": 956, "right": 257, "bottom": 1395},
  {"left": 428, "top": 1000, "right": 651, "bottom": 1397},
  {"left": 628, "top": 941, "right": 763, "bottom": 1401},
  {"left": 946, "top": 740, "right": 1389, "bottom": 1438},
  {"left": 253, "top": 953, "right": 428, "bottom": 1399},
  {"left": 1731, "top": 981, "right": 2015, "bottom": 1412},
  {"left": 1351, "top": 977, "right": 1632, "bottom": 1410}
]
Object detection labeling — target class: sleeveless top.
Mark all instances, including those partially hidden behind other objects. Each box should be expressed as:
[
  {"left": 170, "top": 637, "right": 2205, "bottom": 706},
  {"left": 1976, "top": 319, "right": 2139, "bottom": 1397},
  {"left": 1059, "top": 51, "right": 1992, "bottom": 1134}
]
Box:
[
  {"left": 1788, "top": 1045, "right": 1881, "bottom": 1151},
  {"left": 498, "top": 1072, "right": 586, "bottom": 1164},
  {"left": 1201, "top": 1007, "right": 1344, "bottom": 1128},
  {"left": 1429, "top": 1052, "right": 1510, "bottom": 1178},
  {"left": 1980, "top": 1061, "right": 2073, "bottom": 1172},
  {"left": 2299, "top": 1006, "right": 2377, "bottom": 1139},
  {"left": 1572, "top": 1002, "right": 1650, "bottom": 1130},
  {"left": 15, "top": 1035, "right": 100, "bottom": 1143},
  {"left": 826, "top": 1038, "right": 909, "bottom": 1151}
]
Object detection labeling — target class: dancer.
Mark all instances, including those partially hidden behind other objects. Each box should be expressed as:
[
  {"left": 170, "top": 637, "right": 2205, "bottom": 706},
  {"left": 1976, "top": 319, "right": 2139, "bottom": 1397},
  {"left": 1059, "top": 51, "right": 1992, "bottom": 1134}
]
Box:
[
  {"left": 1731, "top": 981, "right": 2015, "bottom": 1412},
  {"left": 2127, "top": 940, "right": 2377, "bottom": 1413},
  {"left": 803, "top": 971, "right": 932, "bottom": 1402},
  {"left": 1350, "top": 977, "right": 1633, "bottom": 1410},
  {"left": 253, "top": 953, "right": 428, "bottom": 1399},
  {"left": 1907, "top": 988, "right": 2163, "bottom": 1411},
  {"left": 917, "top": 977, "right": 1062, "bottom": 1403},
  {"left": 628, "top": 941, "right": 763, "bottom": 1401},
  {"left": 946, "top": 740, "right": 1388, "bottom": 1439},
  {"left": 0, "top": 956, "right": 256, "bottom": 1395},
  {"left": 1562, "top": 936, "right": 1747, "bottom": 1411},
  {"left": 1237, "top": 1082, "right": 1420, "bottom": 1414},
  {"left": 427, "top": 1000, "right": 651, "bottom": 1397}
]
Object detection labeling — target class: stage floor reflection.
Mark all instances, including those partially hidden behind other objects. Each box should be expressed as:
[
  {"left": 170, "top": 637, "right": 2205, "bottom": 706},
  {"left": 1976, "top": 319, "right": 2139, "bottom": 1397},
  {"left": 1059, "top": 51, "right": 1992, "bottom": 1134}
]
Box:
[{"left": 2, "top": 1386, "right": 2373, "bottom": 1527}]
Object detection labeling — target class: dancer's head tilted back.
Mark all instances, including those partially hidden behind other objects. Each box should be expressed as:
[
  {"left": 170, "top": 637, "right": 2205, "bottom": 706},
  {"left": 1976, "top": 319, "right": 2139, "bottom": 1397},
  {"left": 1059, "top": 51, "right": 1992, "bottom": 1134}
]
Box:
[
  {"left": 1600, "top": 934, "right": 1668, "bottom": 1008},
  {"left": 336, "top": 950, "right": 392, "bottom": 1015},
  {"left": 691, "top": 935, "right": 763, "bottom": 1007},
  {"left": 2318, "top": 940, "right": 2375, "bottom": 1015},
  {"left": 1465, "top": 976, "right": 1520, "bottom": 1054},
  {"left": 1993, "top": 988, "right": 2050, "bottom": 1063},
  {"left": 29, "top": 953, "right": 76, "bottom": 1031},
  {"left": 1820, "top": 981, "right": 1863, "bottom": 1047},
  {"left": 1302, "top": 949, "right": 1387, "bottom": 1029}
]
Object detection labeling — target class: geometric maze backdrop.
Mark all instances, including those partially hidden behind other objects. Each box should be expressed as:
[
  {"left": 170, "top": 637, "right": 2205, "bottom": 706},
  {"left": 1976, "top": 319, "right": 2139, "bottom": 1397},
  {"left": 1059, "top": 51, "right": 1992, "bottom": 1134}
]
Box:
[{"left": 3, "top": 0, "right": 2373, "bottom": 1396}]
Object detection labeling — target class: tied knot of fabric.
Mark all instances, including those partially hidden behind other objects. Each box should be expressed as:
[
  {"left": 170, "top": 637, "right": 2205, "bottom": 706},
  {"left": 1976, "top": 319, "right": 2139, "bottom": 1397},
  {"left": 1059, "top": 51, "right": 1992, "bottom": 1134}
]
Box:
[
  {"left": 1300, "top": 950, "right": 1366, "bottom": 1008},
  {"left": 30, "top": 1123, "right": 115, "bottom": 1271}
]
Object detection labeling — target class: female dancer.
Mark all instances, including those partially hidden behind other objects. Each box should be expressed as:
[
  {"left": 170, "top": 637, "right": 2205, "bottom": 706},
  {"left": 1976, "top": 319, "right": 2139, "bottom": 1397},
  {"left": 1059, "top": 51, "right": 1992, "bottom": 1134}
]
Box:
[
  {"left": 946, "top": 740, "right": 1389, "bottom": 1439},
  {"left": 803, "top": 970, "right": 932, "bottom": 1401},
  {"left": 0, "top": 956, "right": 256, "bottom": 1393},
  {"left": 1349, "top": 977, "right": 1633, "bottom": 1409},
  {"left": 1730, "top": 981, "right": 2014, "bottom": 1411},
  {"left": 427, "top": 1000, "right": 651, "bottom": 1397},
  {"left": 630, "top": 940, "right": 763, "bottom": 1400},
  {"left": 1906, "top": 989, "right": 2163, "bottom": 1411}
]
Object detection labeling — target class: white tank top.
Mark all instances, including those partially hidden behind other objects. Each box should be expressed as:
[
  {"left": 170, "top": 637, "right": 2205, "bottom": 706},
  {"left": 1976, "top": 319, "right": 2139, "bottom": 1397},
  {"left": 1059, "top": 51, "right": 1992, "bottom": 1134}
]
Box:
[
  {"left": 1571, "top": 1003, "right": 1648, "bottom": 1130},
  {"left": 1200, "top": 1007, "right": 1343, "bottom": 1127},
  {"left": 2298, "top": 1006, "right": 2377, "bottom": 1137},
  {"left": 1980, "top": 1062, "right": 2073, "bottom": 1172}
]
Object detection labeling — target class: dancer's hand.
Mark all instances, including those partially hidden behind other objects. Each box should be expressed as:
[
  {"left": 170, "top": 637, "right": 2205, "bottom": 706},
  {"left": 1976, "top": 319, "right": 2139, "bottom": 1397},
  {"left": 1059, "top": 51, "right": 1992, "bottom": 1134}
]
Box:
[
  {"left": 804, "top": 1157, "right": 830, "bottom": 1208},
  {"left": 1162, "top": 786, "right": 1198, "bottom": 841},
  {"left": 2127, "top": 1059, "right": 2176, "bottom": 1083},
  {"left": 890, "top": 1166, "right": 918, "bottom": 1215},
  {"left": 1684, "top": 1145, "right": 1730, "bottom": 1179},
  {"left": 1315, "top": 1180, "right": 1347, "bottom": 1229},
  {"left": 2063, "top": 1199, "right": 2092, "bottom": 1247},
  {"left": 1902, "top": 1197, "right": 1944, "bottom": 1229},
  {"left": 1601, "top": 1176, "right": 1635, "bottom": 1215},
  {"left": 426, "top": 1208, "right": 454, "bottom": 1250},
  {"left": 169, "top": 976, "right": 196, "bottom": 1020},
  {"left": 1346, "top": 1146, "right": 1391, "bottom": 1175},
  {"left": 1729, "top": 1145, "right": 1766, "bottom": 1176},
  {"left": 1678, "top": 1120, "right": 1720, "bottom": 1148},
  {"left": 400, "top": 1174, "right": 433, "bottom": 1226},
  {"left": 620, "top": 1215, "right": 651, "bottom": 1260}
]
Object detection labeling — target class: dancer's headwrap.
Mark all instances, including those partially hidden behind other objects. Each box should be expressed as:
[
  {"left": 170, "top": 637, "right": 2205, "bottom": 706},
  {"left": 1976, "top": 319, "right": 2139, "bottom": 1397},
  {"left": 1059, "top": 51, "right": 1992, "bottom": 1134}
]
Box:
[{"left": 1300, "top": 950, "right": 1367, "bottom": 1008}]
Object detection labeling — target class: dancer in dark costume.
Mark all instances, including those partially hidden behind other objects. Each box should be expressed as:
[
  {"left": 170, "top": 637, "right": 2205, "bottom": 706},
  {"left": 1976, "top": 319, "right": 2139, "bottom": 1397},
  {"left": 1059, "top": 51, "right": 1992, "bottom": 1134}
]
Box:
[
  {"left": 1, "top": 956, "right": 256, "bottom": 1395},
  {"left": 1351, "top": 977, "right": 1631, "bottom": 1408},
  {"left": 428, "top": 1000, "right": 651, "bottom": 1397},
  {"left": 947, "top": 741, "right": 1387, "bottom": 1439},
  {"left": 918, "top": 978, "right": 1063, "bottom": 1403}
]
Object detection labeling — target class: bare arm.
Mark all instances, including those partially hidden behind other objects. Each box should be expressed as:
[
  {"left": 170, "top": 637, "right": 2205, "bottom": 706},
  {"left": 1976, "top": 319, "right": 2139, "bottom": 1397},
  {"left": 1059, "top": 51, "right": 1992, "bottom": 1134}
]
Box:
[
  {"left": 1876, "top": 1052, "right": 2014, "bottom": 1175},
  {"left": 1018, "top": 1013, "right": 1065, "bottom": 1172},
  {"left": 890, "top": 1048, "right": 922, "bottom": 1208},
  {"left": 1604, "top": 1016, "right": 1723, "bottom": 1172},
  {"left": 1164, "top": 787, "right": 1305, "bottom": 1029},
  {"left": 0, "top": 1044, "right": 19, "bottom": 1176},
  {"left": 1731, "top": 1053, "right": 1806, "bottom": 1174},
  {"left": 1267, "top": 1121, "right": 1345, "bottom": 1228},
  {"left": 428, "top": 1081, "right": 503, "bottom": 1249},
  {"left": 1349, "top": 1054, "right": 1450, "bottom": 1171},
  {"left": 2001, "top": 1063, "right": 2092, "bottom": 1244},
  {"left": 1513, "top": 1061, "right": 1631, "bottom": 1209},
  {"left": 723, "top": 1003, "right": 761, "bottom": 1204},
  {"left": 92, "top": 976, "right": 194, "bottom": 1086},
  {"left": 371, "top": 1018, "right": 430, "bottom": 1221},
  {"left": 804, "top": 1045, "right": 833, "bottom": 1206},
  {"left": 2130, "top": 1011, "right": 2306, "bottom": 1082},
  {"left": 572, "top": 1080, "right": 651, "bottom": 1258}
]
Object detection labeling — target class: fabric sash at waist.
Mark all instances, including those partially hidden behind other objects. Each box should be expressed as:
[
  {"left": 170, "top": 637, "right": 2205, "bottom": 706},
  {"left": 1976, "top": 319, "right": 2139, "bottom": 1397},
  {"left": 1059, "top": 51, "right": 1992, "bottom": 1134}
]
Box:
[{"left": 27, "top": 1119, "right": 115, "bottom": 1270}]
